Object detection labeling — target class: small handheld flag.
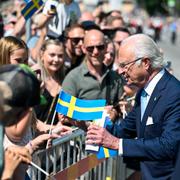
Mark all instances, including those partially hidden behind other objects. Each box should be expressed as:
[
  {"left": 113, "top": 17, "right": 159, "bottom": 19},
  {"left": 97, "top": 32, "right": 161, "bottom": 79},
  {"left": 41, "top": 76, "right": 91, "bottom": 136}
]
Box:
[
  {"left": 97, "top": 146, "right": 118, "bottom": 159},
  {"left": 96, "top": 116, "right": 118, "bottom": 159},
  {"left": 55, "top": 90, "right": 106, "bottom": 121},
  {"left": 21, "top": 0, "right": 43, "bottom": 20}
]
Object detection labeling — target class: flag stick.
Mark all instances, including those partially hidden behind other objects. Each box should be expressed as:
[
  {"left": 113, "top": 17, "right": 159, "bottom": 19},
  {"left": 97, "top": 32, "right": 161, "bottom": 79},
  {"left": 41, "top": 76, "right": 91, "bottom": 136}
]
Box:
[
  {"left": 45, "top": 109, "right": 57, "bottom": 149},
  {"left": 48, "top": 89, "right": 62, "bottom": 135},
  {"left": 30, "top": 161, "right": 50, "bottom": 177},
  {"left": 48, "top": 110, "right": 57, "bottom": 135},
  {"left": 46, "top": 90, "right": 62, "bottom": 148}
]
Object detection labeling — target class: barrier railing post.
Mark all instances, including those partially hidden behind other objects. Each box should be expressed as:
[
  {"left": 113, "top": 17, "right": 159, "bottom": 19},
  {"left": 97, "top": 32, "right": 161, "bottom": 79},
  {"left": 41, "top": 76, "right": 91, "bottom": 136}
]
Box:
[
  {"left": 30, "top": 129, "right": 129, "bottom": 180},
  {"left": 53, "top": 147, "right": 57, "bottom": 172}
]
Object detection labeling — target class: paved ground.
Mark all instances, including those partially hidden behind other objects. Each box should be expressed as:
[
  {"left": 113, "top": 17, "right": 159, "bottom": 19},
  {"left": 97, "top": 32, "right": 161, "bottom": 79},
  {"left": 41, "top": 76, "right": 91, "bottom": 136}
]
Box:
[{"left": 158, "top": 30, "right": 180, "bottom": 80}]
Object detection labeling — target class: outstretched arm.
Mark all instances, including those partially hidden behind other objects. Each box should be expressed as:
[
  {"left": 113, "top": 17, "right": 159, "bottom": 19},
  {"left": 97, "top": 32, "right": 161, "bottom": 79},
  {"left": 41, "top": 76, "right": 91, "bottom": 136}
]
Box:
[{"left": 1, "top": 146, "right": 31, "bottom": 180}]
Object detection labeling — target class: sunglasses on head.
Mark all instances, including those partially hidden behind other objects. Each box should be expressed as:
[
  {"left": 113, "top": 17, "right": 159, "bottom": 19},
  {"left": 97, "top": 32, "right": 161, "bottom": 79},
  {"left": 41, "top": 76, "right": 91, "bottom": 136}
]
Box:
[
  {"left": 68, "top": 37, "right": 84, "bottom": 45},
  {"left": 85, "top": 44, "right": 105, "bottom": 53}
]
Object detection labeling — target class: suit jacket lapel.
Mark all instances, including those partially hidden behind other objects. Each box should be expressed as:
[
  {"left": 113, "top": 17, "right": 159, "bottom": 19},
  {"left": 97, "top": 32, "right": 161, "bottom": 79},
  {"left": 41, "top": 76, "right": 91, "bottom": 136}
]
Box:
[
  {"left": 135, "top": 89, "right": 143, "bottom": 137},
  {"left": 140, "top": 92, "right": 161, "bottom": 136},
  {"left": 139, "top": 70, "right": 171, "bottom": 137}
]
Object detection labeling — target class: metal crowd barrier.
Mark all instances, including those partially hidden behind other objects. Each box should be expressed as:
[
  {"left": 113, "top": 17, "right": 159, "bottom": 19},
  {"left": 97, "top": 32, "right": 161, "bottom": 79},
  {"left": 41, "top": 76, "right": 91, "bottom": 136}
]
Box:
[{"left": 29, "top": 128, "right": 129, "bottom": 180}]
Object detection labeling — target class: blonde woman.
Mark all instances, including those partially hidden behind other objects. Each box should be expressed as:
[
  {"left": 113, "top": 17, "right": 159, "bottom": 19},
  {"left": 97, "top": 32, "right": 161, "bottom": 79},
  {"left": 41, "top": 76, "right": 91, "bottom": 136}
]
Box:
[
  {"left": 33, "top": 39, "right": 65, "bottom": 124},
  {"left": 0, "top": 36, "right": 28, "bottom": 65}
]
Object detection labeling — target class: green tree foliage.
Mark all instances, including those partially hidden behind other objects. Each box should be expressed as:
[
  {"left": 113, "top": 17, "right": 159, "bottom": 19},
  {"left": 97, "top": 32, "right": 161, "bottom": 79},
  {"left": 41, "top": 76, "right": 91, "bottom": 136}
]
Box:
[{"left": 136, "top": 0, "right": 179, "bottom": 15}]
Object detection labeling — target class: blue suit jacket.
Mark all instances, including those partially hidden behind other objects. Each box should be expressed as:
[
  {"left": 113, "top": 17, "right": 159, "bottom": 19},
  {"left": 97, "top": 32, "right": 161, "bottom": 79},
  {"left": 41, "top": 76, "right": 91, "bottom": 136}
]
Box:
[
  {"left": 172, "top": 143, "right": 180, "bottom": 180},
  {"left": 107, "top": 70, "right": 180, "bottom": 180}
]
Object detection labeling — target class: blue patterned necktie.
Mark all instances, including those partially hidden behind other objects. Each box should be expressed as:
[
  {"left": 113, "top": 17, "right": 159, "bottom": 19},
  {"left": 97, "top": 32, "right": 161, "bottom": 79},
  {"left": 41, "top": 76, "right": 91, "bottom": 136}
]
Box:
[{"left": 141, "top": 89, "right": 148, "bottom": 120}]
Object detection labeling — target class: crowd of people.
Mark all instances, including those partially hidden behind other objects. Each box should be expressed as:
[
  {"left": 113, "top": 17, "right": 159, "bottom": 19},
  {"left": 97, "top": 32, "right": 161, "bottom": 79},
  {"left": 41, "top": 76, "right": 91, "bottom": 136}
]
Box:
[{"left": 0, "top": 0, "right": 179, "bottom": 180}]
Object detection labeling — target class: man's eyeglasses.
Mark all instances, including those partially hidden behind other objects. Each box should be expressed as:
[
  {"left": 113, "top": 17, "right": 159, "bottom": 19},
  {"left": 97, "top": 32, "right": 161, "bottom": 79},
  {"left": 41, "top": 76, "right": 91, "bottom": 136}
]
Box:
[
  {"left": 85, "top": 44, "right": 105, "bottom": 53},
  {"left": 119, "top": 57, "right": 143, "bottom": 69},
  {"left": 68, "top": 37, "right": 84, "bottom": 45}
]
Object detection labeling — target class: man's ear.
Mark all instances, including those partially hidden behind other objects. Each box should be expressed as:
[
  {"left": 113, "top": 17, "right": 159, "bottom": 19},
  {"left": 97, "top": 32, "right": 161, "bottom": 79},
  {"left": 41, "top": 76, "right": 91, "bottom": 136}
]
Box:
[
  {"left": 142, "top": 57, "right": 151, "bottom": 70},
  {"left": 64, "top": 38, "right": 69, "bottom": 47}
]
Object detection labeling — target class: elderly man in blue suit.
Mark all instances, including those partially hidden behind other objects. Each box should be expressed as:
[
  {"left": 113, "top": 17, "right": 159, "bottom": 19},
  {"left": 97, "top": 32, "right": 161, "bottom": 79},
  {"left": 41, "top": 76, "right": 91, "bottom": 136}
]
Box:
[
  {"left": 86, "top": 34, "right": 180, "bottom": 180},
  {"left": 172, "top": 143, "right": 180, "bottom": 180}
]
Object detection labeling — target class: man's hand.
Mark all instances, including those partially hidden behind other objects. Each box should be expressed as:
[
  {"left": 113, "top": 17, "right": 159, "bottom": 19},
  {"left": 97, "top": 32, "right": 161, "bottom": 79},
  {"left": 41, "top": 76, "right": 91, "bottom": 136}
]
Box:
[
  {"left": 86, "top": 124, "right": 119, "bottom": 150},
  {"left": 52, "top": 125, "right": 73, "bottom": 136},
  {"left": 58, "top": 114, "right": 75, "bottom": 126},
  {"left": 58, "top": 114, "right": 90, "bottom": 131}
]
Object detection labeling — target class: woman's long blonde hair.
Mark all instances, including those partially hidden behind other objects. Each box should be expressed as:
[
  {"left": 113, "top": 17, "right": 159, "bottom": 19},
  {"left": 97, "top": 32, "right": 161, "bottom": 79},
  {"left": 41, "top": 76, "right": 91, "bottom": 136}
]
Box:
[{"left": 0, "top": 36, "right": 28, "bottom": 65}]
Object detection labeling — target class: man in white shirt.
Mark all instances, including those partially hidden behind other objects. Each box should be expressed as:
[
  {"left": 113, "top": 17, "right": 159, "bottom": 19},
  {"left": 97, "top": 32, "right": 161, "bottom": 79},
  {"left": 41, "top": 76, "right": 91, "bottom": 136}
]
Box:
[{"left": 37, "top": 0, "right": 81, "bottom": 39}]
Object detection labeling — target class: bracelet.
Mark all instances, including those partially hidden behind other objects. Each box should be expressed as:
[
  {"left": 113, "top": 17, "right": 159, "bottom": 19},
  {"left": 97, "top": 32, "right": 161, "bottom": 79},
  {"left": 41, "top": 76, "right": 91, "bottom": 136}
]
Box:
[
  {"left": 27, "top": 141, "right": 34, "bottom": 154},
  {"left": 29, "top": 141, "right": 33, "bottom": 147}
]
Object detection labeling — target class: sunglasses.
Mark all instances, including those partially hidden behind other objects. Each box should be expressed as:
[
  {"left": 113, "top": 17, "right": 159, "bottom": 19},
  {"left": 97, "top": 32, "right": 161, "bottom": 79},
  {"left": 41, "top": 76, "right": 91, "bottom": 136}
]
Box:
[
  {"left": 68, "top": 37, "right": 84, "bottom": 45},
  {"left": 85, "top": 44, "right": 105, "bottom": 53}
]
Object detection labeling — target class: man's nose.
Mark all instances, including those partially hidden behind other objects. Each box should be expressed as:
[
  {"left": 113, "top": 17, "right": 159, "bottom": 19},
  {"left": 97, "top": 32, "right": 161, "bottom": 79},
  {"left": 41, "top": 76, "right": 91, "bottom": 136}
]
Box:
[
  {"left": 118, "top": 66, "right": 124, "bottom": 74},
  {"left": 105, "top": 53, "right": 111, "bottom": 60},
  {"left": 78, "top": 39, "right": 83, "bottom": 45},
  {"left": 93, "top": 47, "right": 99, "bottom": 54}
]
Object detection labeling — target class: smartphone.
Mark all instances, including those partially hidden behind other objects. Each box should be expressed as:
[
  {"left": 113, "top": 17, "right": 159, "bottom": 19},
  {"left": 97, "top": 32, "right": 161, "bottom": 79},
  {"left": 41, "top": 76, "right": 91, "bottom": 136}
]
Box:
[{"left": 48, "top": 5, "right": 57, "bottom": 15}]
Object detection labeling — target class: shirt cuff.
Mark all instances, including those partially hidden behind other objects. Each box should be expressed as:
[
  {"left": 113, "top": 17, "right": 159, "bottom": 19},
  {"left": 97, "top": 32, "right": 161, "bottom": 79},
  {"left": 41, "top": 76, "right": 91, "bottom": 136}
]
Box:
[{"left": 118, "top": 139, "right": 123, "bottom": 155}]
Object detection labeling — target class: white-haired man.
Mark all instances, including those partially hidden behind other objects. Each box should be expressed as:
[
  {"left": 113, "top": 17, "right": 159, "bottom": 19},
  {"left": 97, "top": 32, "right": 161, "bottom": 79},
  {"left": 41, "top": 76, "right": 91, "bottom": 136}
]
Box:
[{"left": 86, "top": 34, "right": 180, "bottom": 180}]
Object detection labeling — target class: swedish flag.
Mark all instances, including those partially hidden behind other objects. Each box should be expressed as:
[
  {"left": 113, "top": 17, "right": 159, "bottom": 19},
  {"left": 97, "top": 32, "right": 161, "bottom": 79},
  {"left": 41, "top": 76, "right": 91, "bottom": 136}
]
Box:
[
  {"left": 97, "top": 146, "right": 118, "bottom": 159},
  {"left": 96, "top": 116, "right": 118, "bottom": 159},
  {"left": 55, "top": 90, "right": 106, "bottom": 121},
  {"left": 21, "top": 0, "right": 43, "bottom": 20}
]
